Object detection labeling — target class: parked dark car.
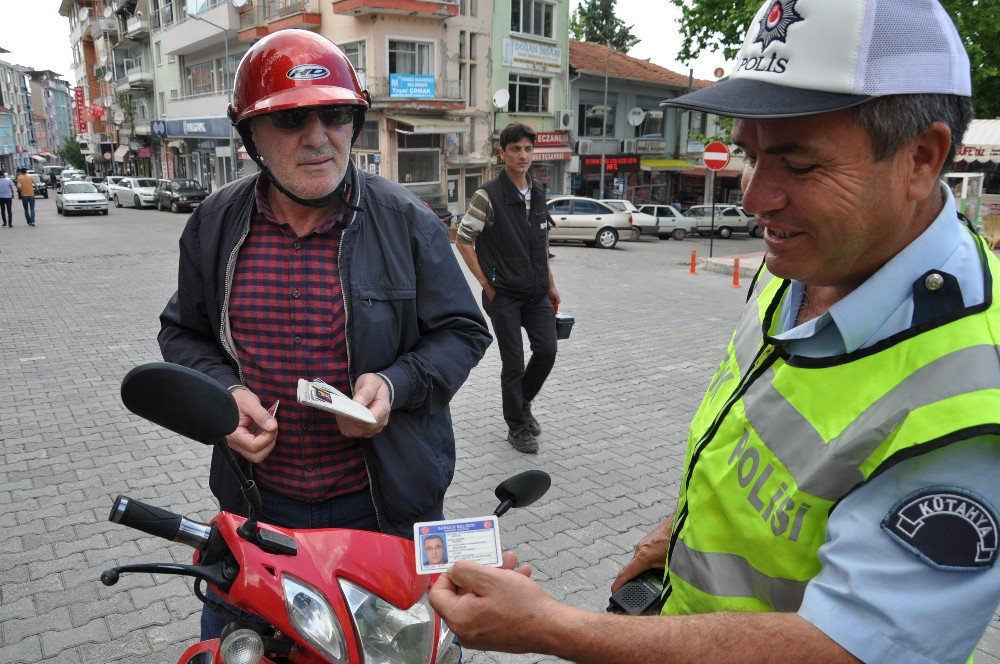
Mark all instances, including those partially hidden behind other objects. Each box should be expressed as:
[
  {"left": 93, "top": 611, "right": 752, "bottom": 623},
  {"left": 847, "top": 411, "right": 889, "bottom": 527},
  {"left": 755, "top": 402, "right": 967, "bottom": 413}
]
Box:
[{"left": 154, "top": 178, "right": 208, "bottom": 213}]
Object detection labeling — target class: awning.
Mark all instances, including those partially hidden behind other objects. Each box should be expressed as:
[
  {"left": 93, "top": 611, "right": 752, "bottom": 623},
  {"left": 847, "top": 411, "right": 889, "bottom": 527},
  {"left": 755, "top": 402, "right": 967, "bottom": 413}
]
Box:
[
  {"left": 113, "top": 145, "right": 130, "bottom": 162},
  {"left": 390, "top": 115, "right": 470, "bottom": 135},
  {"left": 955, "top": 119, "right": 1000, "bottom": 164},
  {"left": 641, "top": 157, "right": 697, "bottom": 171},
  {"left": 683, "top": 167, "right": 743, "bottom": 178},
  {"left": 533, "top": 147, "right": 573, "bottom": 161},
  {"left": 40, "top": 152, "right": 55, "bottom": 158},
  {"left": 30, "top": 155, "right": 46, "bottom": 163}
]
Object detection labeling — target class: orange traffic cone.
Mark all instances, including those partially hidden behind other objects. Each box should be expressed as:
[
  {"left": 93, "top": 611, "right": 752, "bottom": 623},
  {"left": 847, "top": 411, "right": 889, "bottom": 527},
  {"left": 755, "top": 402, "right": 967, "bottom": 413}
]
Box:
[
  {"left": 689, "top": 249, "right": 697, "bottom": 276},
  {"left": 731, "top": 258, "right": 741, "bottom": 289}
]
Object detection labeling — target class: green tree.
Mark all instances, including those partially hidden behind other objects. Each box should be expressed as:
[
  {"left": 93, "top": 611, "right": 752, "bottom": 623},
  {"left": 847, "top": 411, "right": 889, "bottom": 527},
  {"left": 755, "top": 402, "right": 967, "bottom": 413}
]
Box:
[
  {"left": 59, "top": 135, "right": 85, "bottom": 171},
  {"left": 669, "top": 0, "right": 1000, "bottom": 119},
  {"left": 569, "top": 0, "right": 637, "bottom": 51}
]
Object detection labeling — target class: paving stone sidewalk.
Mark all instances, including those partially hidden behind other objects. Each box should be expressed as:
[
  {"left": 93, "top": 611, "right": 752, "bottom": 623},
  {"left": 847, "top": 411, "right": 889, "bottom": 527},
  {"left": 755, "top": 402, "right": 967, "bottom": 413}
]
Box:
[{"left": 0, "top": 203, "right": 997, "bottom": 663}]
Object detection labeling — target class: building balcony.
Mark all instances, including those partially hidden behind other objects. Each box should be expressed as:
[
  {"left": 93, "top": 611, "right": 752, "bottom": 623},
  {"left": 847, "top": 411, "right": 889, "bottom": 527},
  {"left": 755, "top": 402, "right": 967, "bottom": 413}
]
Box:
[
  {"left": 368, "top": 75, "right": 463, "bottom": 103},
  {"left": 125, "top": 14, "right": 150, "bottom": 38},
  {"left": 237, "top": 3, "right": 269, "bottom": 41},
  {"left": 161, "top": 3, "right": 239, "bottom": 56},
  {"left": 166, "top": 91, "right": 229, "bottom": 119},
  {"left": 134, "top": 121, "right": 151, "bottom": 136},
  {"left": 89, "top": 17, "right": 119, "bottom": 40},
  {"left": 122, "top": 57, "right": 154, "bottom": 89},
  {"left": 266, "top": 0, "right": 321, "bottom": 29},
  {"left": 331, "top": 0, "right": 458, "bottom": 19}
]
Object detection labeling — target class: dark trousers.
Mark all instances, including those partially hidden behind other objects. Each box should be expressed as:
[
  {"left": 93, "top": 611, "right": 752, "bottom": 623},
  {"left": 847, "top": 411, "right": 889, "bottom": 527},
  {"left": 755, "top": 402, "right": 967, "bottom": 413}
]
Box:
[
  {"left": 0, "top": 198, "right": 11, "bottom": 225},
  {"left": 483, "top": 291, "right": 558, "bottom": 430},
  {"left": 200, "top": 485, "right": 380, "bottom": 640}
]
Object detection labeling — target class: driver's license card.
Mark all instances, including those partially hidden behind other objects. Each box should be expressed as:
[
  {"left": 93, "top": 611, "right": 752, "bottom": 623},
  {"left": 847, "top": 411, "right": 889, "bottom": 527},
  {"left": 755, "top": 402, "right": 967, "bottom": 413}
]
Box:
[{"left": 413, "top": 517, "right": 502, "bottom": 575}]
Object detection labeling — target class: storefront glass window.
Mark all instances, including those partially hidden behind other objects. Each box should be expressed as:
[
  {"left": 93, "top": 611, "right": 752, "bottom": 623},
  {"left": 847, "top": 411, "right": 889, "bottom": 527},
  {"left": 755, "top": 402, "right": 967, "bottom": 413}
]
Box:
[{"left": 398, "top": 149, "right": 439, "bottom": 185}]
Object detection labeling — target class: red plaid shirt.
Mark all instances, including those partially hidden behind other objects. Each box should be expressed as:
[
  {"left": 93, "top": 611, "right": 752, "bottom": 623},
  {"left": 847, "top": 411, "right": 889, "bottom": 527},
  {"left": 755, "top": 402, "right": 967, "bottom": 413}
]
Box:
[{"left": 228, "top": 177, "right": 368, "bottom": 501}]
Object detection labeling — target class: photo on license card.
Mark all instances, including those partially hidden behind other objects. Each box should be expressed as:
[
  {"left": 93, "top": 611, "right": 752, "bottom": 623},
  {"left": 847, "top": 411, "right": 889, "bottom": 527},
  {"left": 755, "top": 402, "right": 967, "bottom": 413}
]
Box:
[{"left": 413, "top": 517, "right": 502, "bottom": 575}]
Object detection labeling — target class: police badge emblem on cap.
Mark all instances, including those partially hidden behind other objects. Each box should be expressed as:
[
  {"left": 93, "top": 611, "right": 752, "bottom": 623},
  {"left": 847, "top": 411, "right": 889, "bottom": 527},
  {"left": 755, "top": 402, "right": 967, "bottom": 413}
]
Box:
[{"left": 881, "top": 486, "right": 999, "bottom": 572}]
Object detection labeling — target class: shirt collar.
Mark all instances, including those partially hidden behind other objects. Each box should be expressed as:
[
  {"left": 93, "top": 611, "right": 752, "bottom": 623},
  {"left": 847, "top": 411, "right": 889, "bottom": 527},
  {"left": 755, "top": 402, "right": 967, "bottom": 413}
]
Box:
[
  {"left": 253, "top": 174, "right": 348, "bottom": 235},
  {"left": 775, "top": 186, "right": 962, "bottom": 353}
]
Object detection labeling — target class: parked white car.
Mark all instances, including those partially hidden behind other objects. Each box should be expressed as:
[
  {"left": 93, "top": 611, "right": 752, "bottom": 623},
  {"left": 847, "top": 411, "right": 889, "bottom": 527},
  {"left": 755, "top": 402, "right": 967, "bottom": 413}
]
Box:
[
  {"left": 547, "top": 196, "right": 637, "bottom": 249},
  {"left": 633, "top": 204, "right": 696, "bottom": 240},
  {"left": 56, "top": 181, "right": 109, "bottom": 216},
  {"left": 103, "top": 175, "right": 125, "bottom": 200},
  {"left": 109, "top": 177, "right": 158, "bottom": 209}
]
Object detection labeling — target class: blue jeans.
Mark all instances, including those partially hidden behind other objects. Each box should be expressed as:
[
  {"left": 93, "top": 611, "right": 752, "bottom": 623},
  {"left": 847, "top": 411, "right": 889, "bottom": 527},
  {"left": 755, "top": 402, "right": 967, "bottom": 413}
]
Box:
[
  {"left": 21, "top": 196, "right": 35, "bottom": 225},
  {"left": 199, "top": 485, "right": 380, "bottom": 640}
]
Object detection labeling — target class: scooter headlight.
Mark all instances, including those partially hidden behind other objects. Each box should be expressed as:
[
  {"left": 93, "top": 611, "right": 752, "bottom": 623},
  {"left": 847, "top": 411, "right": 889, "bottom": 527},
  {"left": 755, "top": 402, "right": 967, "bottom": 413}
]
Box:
[
  {"left": 338, "top": 578, "right": 437, "bottom": 664},
  {"left": 219, "top": 628, "right": 264, "bottom": 664},
  {"left": 282, "top": 574, "right": 349, "bottom": 663}
]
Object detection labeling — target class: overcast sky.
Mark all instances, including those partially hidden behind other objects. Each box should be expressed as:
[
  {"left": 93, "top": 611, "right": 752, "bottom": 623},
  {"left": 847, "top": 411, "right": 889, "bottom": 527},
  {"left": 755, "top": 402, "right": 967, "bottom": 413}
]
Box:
[{"left": 0, "top": 0, "right": 728, "bottom": 86}]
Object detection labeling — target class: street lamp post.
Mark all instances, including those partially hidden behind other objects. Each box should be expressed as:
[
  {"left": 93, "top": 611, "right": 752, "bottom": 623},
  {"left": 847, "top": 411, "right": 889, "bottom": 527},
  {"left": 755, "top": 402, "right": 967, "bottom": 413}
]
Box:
[
  {"left": 187, "top": 12, "right": 237, "bottom": 186},
  {"left": 598, "top": 40, "right": 637, "bottom": 200}
]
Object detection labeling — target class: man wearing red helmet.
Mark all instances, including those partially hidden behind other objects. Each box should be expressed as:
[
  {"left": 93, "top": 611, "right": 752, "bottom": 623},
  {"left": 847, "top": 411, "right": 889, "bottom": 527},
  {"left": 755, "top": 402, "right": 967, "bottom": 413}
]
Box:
[{"left": 157, "top": 29, "right": 491, "bottom": 639}]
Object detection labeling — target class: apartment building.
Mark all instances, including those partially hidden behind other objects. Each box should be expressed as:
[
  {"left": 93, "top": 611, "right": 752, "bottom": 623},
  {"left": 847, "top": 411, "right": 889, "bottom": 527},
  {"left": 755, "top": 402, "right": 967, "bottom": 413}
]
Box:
[
  {"left": 108, "top": 0, "right": 156, "bottom": 176},
  {"left": 0, "top": 56, "right": 36, "bottom": 173},
  {"left": 28, "top": 71, "right": 75, "bottom": 163}
]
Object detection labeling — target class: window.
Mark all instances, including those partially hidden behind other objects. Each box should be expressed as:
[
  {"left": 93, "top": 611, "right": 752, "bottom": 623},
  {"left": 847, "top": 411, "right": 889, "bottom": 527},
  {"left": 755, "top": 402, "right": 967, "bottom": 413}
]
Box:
[
  {"left": 549, "top": 199, "right": 571, "bottom": 214},
  {"left": 341, "top": 40, "right": 366, "bottom": 72},
  {"left": 187, "top": 61, "right": 214, "bottom": 95},
  {"left": 508, "top": 74, "right": 550, "bottom": 113},
  {"left": 389, "top": 40, "right": 432, "bottom": 75},
  {"left": 155, "top": 42, "right": 162, "bottom": 67},
  {"left": 638, "top": 110, "right": 663, "bottom": 137},
  {"left": 354, "top": 152, "right": 379, "bottom": 175},
  {"left": 168, "top": 53, "right": 176, "bottom": 64},
  {"left": 158, "top": 91, "right": 166, "bottom": 115},
  {"left": 215, "top": 54, "right": 240, "bottom": 91},
  {"left": 398, "top": 149, "right": 439, "bottom": 185},
  {"left": 170, "top": 89, "right": 178, "bottom": 100},
  {"left": 579, "top": 102, "right": 615, "bottom": 136},
  {"left": 511, "top": 0, "right": 554, "bottom": 38},
  {"left": 460, "top": 0, "right": 477, "bottom": 16},
  {"left": 573, "top": 200, "right": 608, "bottom": 215},
  {"left": 355, "top": 120, "right": 378, "bottom": 150}
]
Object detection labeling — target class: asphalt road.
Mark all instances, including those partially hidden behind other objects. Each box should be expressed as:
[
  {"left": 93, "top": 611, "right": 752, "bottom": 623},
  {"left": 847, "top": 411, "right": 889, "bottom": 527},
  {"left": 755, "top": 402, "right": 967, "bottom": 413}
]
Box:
[{"left": 1, "top": 194, "right": 997, "bottom": 663}]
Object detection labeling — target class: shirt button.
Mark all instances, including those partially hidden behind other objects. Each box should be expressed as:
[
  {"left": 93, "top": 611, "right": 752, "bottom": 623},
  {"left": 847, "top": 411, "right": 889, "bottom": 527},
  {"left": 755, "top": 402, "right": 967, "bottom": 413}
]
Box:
[
  {"left": 292, "top": 289, "right": 301, "bottom": 299},
  {"left": 300, "top": 422, "right": 310, "bottom": 431},
  {"left": 924, "top": 273, "right": 944, "bottom": 291},
  {"left": 293, "top": 335, "right": 302, "bottom": 345},
  {"left": 305, "top": 463, "right": 314, "bottom": 472},
  {"left": 293, "top": 242, "right": 302, "bottom": 251}
]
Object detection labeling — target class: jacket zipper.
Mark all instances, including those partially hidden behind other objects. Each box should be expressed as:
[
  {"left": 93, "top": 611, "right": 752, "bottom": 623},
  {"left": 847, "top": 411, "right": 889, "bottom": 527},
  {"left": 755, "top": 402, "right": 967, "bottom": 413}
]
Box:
[
  {"left": 219, "top": 207, "right": 254, "bottom": 383},
  {"left": 338, "top": 176, "right": 385, "bottom": 534},
  {"left": 662, "top": 342, "right": 779, "bottom": 601}
]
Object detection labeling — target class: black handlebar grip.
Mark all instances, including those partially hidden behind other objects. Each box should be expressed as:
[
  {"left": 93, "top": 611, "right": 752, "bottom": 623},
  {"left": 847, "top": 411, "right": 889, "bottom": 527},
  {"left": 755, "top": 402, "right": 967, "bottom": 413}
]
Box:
[{"left": 109, "top": 495, "right": 182, "bottom": 542}]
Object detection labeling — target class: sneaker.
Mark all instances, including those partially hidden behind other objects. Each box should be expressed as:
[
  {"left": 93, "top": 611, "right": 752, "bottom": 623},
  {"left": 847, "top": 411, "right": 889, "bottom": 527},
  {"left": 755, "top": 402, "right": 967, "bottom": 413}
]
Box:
[
  {"left": 506, "top": 427, "right": 538, "bottom": 454},
  {"left": 523, "top": 408, "right": 541, "bottom": 436}
]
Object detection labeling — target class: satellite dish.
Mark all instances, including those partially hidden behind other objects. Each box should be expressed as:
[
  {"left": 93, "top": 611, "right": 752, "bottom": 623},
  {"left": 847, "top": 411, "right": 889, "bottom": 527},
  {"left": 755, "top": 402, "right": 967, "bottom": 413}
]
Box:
[
  {"left": 103, "top": 6, "right": 113, "bottom": 18},
  {"left": 103, "top": 71, "right": 113, "bottom": 82},
  {"left": 492, "top": 89, "right": 510, "bottom": 110},
  {"left": 79, "top": 7, "right": 90, "bottom": 21},
  {"left": 232, "top": 0, "right": 249, "bottom": 7},
  {"left": 113, "top": 109, "right": 125, "bottom": 124},
  {"left": 627, "top": 107, "right": 646, "bottom": 127},
  {"left": 714, "top": 67, "right": 726, "bottom": 79}
]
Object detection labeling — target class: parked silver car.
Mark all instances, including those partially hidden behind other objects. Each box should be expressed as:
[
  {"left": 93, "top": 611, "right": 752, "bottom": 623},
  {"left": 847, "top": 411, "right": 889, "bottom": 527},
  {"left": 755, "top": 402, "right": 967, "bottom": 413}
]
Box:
[
  {"left": 109, "top": 177, "right": 158, "bottom": 209},
  {"left": 56, "top": 181, "right": 109, "bottom": 216},
  {"left": 547, "top": 196, "right": 637, "bottom": 249},
  {"left": 686, "top": 204, "right": 762, "bottom": 238},
  {"left": 635, "top": 203, "right": 696, "bottom": 240}
]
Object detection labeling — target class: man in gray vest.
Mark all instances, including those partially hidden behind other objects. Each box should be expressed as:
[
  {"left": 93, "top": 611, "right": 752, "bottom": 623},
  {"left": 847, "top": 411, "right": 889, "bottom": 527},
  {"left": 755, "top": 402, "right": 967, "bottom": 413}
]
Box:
[{"left": 456, "top": 122, "right": 560, "bottom": 454}]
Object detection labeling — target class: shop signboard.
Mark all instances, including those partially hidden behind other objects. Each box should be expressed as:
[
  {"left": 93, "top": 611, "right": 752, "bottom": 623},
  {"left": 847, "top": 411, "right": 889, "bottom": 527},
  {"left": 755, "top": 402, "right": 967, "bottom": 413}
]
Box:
[
  {"left": 390, "top": 74, "right": 436, "bottom": 99},
  {"left": 502, "top": 38, "right": 562, "bottom": 73},
  {"left": 636, "top": 139, "right": 667, "bottom": 155},
  {"left": 535, "top": 131, "right": 570, "bottom": 148},
  {"left": 137, "top": 147, "right": 152, "bottom": 158}
]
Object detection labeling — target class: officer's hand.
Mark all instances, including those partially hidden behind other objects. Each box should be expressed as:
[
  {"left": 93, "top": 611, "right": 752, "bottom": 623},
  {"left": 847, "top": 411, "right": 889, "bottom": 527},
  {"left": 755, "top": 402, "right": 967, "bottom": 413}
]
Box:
[
  {"left": 336, "top": 373, "right": 390, "bottom": 438},
  {"left": 226, "top": 387, "right": 278, "bottom": 464},
  {"left": 611, "top": 515, "right": 673, "bottom": 593},
  {"left": 430, "top": 552, "right": 554, "bottom": 653},
  {"left": 548, "top": 286, "right": 561, "bottom": 309},
  {"left": 484, "top": 285, "right": 497, "bottom": 303}
]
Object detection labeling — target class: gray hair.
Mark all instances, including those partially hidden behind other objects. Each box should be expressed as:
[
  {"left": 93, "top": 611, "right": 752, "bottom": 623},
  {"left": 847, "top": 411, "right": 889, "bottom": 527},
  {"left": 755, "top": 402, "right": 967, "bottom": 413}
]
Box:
[{"left": 852, "top": 94, "right": 974, "bottom": 172}]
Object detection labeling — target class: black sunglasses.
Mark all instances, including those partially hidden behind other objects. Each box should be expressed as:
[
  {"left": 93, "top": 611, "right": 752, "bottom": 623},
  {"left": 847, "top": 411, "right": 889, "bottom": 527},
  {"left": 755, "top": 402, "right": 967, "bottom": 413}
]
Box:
[{"left": 268, "top": 106, "right": 356, "bottom": 130}]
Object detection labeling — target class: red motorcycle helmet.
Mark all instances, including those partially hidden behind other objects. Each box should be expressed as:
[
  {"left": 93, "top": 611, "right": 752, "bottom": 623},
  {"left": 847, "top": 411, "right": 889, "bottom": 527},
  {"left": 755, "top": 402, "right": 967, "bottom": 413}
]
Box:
[{"left": 229, "top": 29, "right": 369, "bottom": 125}]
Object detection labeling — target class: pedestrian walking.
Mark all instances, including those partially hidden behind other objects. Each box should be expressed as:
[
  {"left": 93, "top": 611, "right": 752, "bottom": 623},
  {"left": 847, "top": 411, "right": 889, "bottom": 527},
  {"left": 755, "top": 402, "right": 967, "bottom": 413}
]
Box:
[
  {"left": 15, "top": 168, "right": 35, "bottom": 226},
  {"left": 0, "top": 171, "right": 14, "bottom": 227},
  {"left": 157, "top": 29, "right": 490, "bottom": 640},
  {"left": 456, "top": 122, "right": 560, "bottom": 454}
]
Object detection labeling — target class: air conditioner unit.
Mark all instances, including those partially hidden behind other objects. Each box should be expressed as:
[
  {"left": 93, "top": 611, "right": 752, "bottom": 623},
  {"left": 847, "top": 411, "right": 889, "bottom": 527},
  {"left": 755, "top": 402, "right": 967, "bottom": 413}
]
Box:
[
  {"left": 577, "top": 139, "right": 595, "bottom": 155},
  {"left": 622, "top": 139, "right": 638, "bottom": 153},
  {"left": 554, "top": 109, "right": 574, "bottom": 131}
]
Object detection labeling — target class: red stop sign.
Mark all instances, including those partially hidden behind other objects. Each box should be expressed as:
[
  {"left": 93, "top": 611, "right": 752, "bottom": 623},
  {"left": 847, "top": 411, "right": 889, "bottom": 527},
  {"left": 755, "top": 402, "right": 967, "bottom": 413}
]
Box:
[{"left": 704, "top": 141, "right": 731, "bottom": 171}]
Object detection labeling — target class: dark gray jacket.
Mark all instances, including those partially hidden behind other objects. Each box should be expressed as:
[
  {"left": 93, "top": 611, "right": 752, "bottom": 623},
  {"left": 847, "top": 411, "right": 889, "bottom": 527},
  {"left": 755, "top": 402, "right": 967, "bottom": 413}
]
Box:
[{"left": 158, "top": 165, "right": 491, "bottom": 537}]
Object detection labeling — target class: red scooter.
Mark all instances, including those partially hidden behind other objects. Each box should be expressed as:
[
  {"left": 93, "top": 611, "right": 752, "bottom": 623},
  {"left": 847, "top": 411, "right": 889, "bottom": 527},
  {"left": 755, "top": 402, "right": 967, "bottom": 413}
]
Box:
[{"left": 101, "top": 362, "right": 550, "bottom": 664}]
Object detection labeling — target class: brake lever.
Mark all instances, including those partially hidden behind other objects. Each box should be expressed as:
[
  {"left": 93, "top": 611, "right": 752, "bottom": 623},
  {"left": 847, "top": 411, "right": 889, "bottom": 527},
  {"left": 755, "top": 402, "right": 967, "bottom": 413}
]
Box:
[{"left": 100, "top": 559, "right": 238, "bottom": 591}]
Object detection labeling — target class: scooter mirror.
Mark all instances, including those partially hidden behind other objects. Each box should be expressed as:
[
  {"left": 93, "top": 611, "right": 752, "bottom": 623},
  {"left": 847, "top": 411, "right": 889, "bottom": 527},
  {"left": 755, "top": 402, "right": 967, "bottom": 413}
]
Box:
[
  {"left": 493, "top": 470, "right": 551, "bottom": 517},
  {"left": 121, "top": 362, "right": 239, "bottom": 445}
]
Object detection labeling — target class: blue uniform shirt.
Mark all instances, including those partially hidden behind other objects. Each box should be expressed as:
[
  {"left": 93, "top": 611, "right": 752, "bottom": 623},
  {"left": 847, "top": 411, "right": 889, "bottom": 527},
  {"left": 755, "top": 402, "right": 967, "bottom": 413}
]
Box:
[{"left": 773, "top": 188, "right": 1000, "bottom": 663}]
